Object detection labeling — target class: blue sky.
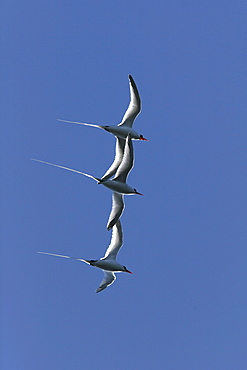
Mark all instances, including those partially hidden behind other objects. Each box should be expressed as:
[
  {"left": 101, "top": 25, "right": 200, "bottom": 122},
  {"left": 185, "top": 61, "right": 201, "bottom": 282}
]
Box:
[{"left": 1, "top": 1, "right": 247, "bottom": 369}]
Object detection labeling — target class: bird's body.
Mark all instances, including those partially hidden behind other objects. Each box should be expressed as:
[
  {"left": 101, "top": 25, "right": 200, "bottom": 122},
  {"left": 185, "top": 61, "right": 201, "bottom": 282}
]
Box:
[
  {"left": 57, "top": 75, "right": 147, "bottom": 142},
  {"left": 87, "top": 259, "right": 127, "bottom": 272},
  {"left": 100, "top": 178, "right": 138, "bottom": 195},
  {"left": 102, "top": 125, "right": 143, "bottom": 140},
  {"left": 38, "top": 220, "right": 132, "bottom": 293}
]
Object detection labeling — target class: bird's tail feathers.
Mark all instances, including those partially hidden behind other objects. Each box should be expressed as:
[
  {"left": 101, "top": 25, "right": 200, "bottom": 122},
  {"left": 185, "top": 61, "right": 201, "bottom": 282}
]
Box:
[
  {"left": 37, "top": 251, "right": 91, "bottom": 264},
  {"left": 57, "top": 119, "right": 102, "bottom": 129},
  {"left": 31, "top": 158, "right": 100, "bottom": 182}
]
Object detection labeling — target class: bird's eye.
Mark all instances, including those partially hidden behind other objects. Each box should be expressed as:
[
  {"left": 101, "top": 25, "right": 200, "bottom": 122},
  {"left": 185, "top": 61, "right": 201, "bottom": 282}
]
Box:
[
  {"left": 140, "top": 134, "right": 143, "bottom": 138},
  {"left": 134, "top": 188, "right": 137, "bottom": 192}
]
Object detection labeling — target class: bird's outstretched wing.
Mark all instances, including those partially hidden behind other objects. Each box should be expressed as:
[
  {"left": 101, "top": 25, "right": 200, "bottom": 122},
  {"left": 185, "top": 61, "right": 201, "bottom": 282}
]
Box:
[
  {"left": 96, "top": 271, "right": 116, "bottom": 293},
  {"left": 118, "top": 75, "right": 141, "bottom": 128},
  {"left": 101, "top": 137, "right": 125, "bottom": 181},
  {"left": 31, "top": 158, "right": 100, "bottom": 182},
  {"left": 113, "top": 134, "right": 134, "bottom": 183},
  {"left": 103, "top": 220, "right": 123, "bottom": 260},
  {"left": 107, "top": 192, "right": 124, "bottom": 230}
]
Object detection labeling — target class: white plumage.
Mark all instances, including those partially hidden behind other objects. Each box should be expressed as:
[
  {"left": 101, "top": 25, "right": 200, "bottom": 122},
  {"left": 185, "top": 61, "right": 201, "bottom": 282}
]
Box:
[
  {"left": 31, "top": 133, "right": 143, "bottom": 230},
  {"left": 57, "top": 75, "right": 147, "bottom": 141},
  {"left": 38, "top": 220, "right": 132, "bottom": 293}
]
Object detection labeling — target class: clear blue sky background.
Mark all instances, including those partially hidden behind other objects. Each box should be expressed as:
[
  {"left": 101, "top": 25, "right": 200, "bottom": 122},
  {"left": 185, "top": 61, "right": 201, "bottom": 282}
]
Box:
[{"left": 1, "top": 1, "right": 247, "bottom": 369}]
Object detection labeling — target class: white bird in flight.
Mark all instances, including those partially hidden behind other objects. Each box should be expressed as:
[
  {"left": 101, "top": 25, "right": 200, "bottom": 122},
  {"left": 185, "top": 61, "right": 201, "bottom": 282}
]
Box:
[
  {"left": 38, "top": 220, "right": 132, "bottom": 293},
  {"left": 31, "top": 133, "right": 143, "bottom": 230},
  {"left": 57, "top": 75, "right": 147, "bottom": 141}
]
